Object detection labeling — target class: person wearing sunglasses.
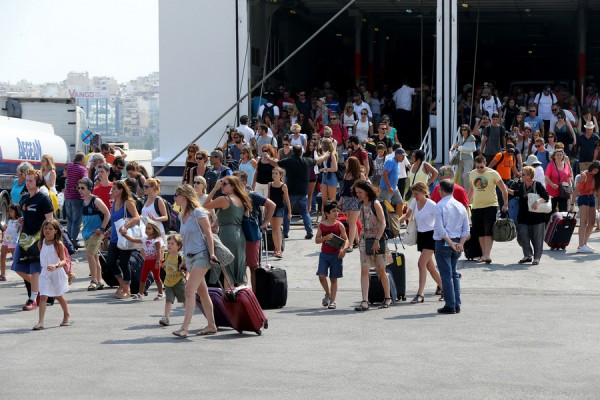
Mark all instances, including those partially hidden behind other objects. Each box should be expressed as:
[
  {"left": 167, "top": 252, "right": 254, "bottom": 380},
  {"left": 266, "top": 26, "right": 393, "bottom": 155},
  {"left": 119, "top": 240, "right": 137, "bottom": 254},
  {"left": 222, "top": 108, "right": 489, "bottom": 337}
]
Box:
[
  {"left": 469, "top": 155, "right": 509, "bottom": 264},
  {"left": 188, "top": 150, "right": 209, "bottom": 186},
  {"left": 481, "top": 113, "right": 507, "bottom": 165},
  {"left": 182, "top": 144, "right": 200, "bottom": 185},
  {"left": 524, "top": 106, "right": 545, "bottom": 137}
]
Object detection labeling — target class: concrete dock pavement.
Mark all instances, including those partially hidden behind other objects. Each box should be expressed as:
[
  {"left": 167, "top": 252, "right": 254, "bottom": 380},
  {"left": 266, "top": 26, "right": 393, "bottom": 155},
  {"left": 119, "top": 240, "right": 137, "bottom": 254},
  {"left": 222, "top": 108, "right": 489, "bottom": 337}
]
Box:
[{"left": 1, "top": 226, "right": 600, "bottom": 399}]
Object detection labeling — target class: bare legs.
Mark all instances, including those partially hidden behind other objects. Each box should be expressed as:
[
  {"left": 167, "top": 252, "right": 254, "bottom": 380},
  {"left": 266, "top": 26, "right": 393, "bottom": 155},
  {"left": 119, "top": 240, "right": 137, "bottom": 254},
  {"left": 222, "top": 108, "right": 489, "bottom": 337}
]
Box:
[
  {"left": 176, "top": 267, "right": 216, "bottom": 336},
  {"left": 33, "top": 295, "right": 70, "bottom": 330},
  {"left": 416, "top": 249, "right": 442, "bottom": 296}
]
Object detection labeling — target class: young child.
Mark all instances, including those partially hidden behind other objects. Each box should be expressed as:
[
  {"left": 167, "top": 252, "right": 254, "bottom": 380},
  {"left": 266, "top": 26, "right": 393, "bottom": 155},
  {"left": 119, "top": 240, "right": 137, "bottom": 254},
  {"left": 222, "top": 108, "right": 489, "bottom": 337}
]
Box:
[
  {"left": 314, "top": 200, "right": 348, "bottom": 309},
  {"left": 1, "top": 204, "right": 21, "bottom": 281},
  {"left": 124, "top": 221, "right": 165, "bottom": 300},
  {"left": 159, "top": 234, "right": 186, "bottom": 326},
  {"left": 33, "top": 219, "right": 71, "bottom": 330},
  {"left": 268, "top": 167, "right": 291, "bottom": 258}
]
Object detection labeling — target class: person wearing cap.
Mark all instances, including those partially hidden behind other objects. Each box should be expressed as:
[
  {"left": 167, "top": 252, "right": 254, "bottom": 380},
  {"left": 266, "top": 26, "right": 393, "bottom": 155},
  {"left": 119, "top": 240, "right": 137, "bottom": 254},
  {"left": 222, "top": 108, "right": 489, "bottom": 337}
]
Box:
[
  {"left": 525, "top": 106, "right": 545, "bottom": 137},
  {"left": 378, "top": 148, "right": 405, "bottom": 216},
  {"left": 524, "top": 154, "right": 545, "bottom": 187},
  {"left": 533, "top": 85, "right": 558, "bottom": 134},
  {"left": 578, "top": 108, "right": 599, "bottom": 135},
  {"left": 478, "top": 87, "right": 502, "bottom": 120},
  {"left": 79, "top": 177, "right": 110, "bottom": 291},
  {"left": 577, "top": 121, "right": 600, "bottom": 173},
  {"left": 481, "top": 113, "right": 506, "bottom": 165},
  {"left": 204, "top": 150, "right": 233, "bottom": 194},
  {"left": 489, "top": 144, "right": 519, "bottom": 213},
  {"left": 352, "top": 92, "right": 372, "bottom": 119}
]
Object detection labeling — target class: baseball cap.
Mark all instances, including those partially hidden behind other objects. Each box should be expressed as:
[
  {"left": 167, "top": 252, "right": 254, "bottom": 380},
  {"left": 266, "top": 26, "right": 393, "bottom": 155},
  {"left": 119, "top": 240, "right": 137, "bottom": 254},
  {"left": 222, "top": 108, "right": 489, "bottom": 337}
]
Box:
[
  {"left": 210, "top": 150, "right": 224, "bottom": 160},
  {"left": 395, "top": 148, "right": 406, "bottom": 155},
  {"left": 506, "top": 143, "right": 515, "bottom": 151},
  {"left": 318, "top": 97, "right": 326, "bottom": 103}
]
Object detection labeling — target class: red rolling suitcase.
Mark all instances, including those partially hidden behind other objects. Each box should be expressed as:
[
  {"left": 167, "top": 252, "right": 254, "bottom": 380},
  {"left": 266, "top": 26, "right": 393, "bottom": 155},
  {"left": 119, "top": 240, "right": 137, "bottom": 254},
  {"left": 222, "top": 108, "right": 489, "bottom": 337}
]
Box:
[
  {"left": 545, "top": 211, "right": 577, "bottom": 250},
  {"left": 195, "top": 288, "right": 232, "bottom": 329},
  {"left": 338, "top": 212, "right": 362, "bottom": 237},
  {"left": 221, "top": 266, "right": 268, "bottom": 335}
]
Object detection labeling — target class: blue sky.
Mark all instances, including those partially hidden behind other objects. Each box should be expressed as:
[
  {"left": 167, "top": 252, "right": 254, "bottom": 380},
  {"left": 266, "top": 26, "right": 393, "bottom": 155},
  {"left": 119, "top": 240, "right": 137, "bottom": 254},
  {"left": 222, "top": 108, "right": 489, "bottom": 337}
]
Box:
[{"left": 0, "top": 0, "right": 158, "bottom": 84}]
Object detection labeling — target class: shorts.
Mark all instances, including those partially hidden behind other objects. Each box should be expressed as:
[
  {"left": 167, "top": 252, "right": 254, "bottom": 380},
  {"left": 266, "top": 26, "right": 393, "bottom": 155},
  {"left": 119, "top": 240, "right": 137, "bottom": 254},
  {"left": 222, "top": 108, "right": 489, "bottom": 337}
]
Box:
[
  {"left": 471, "top": 206, "right": 498, "bottom": 237},
  {"left": 321, "top": 172, "right": 339, "bottom": 187},
  {"left": 165, "top": 279, "right": 186, "bottom": 304},
  {"left": 316, "top": 252, "right": 343, "bottom": 278},
  {"left": 577, "top": 194, "right": 596, "bottom": 208},
  {"left": 10, "top": 245, "right": 42, "bottom": 275},
  {"left": 245, "top": 240, "right": 260, "bottom": 269},
  {"left": 84, "top": 234, "right": 103, "bottom": 255},
  {"left": 340, "top": 196, "right": 361, "bottom": 212},
  {"left": 2, "top": 242, "right": 16, "bottom": 249},
  {"left": 185, "top": 250, "right": 210, "bottom": 269},
  {"left": 378, "top": 189, "right": 403, "bottom": 205},
  {"left": 417, "top": 230, "right": 435, "bottom": 252},
  {"left": 273, "top": 208, "right": 285, "bottom": 218}
]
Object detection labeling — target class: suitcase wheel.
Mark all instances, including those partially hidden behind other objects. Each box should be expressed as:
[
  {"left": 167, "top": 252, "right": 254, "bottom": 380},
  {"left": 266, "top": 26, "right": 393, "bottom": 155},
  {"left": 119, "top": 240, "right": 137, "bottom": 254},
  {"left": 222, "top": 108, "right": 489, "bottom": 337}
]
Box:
[
  {"left": 401, "top": 296, "right": 407, "bottom": 301},
  {"left": 264, "top": 321, "right": 269, "bottom": 329},
  {"left": 236, "top": 330, "right": 243, "bottom": 334},
  {"left": 255, "top": 330, "right": 262, "bottom": 336}
]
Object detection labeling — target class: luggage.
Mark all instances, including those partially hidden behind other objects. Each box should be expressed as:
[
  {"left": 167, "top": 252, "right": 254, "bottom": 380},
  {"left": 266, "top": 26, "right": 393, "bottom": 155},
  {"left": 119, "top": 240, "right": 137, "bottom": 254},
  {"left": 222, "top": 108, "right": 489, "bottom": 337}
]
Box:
[
  {"left": 100, "top": 251, "right": 119, "bottom": 287},
  {"left": 129, "top": 251, "right": 154, "bottom": 296},
  {"left": 464, "top": 228, "right": 482, "bottom": 260},
  {"left": 492, "top": 213, "right": 517, "bottom": 242},
  {"left": 221, "top": 265, "right": 268, "bottom": 335},
  {"left": 255, "top": 233, "right": 288, "bottom": 309},
  {"left": 368, "top": 269, "right": 397, "bottom": 304},
  {"left": 264, "top": 227, "right": 285, "bottom": 252},
  {"left": 387, "top": 238, "right": 406, "bottom": 301},
  {"left": 195, "top": 288, "right": 233, "bottom": 328},
  {"left": 545, "top": 211, "right": 577, "bottom": 250}
]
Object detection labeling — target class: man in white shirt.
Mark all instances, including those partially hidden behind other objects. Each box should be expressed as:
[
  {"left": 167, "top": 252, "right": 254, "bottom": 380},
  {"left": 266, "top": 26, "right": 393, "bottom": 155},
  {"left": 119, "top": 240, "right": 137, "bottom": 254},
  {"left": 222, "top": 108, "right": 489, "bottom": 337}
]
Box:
[
  {"left": 258, "top": 102, "right": 280, "bottom": 120},
  {"left": 236, "top": 115, "right": 256, "bottom": 144},
  {"left": 478, "top": 88, "right": 503, "bottom": 118},
  {"left": 433, "top": 179, "right": 470, "bottom": 315},
  {"left": 352, "top": 93, "right": 372, "bottom": 118},
  {"left": 548, "top": 104, "right": 576, "bottom": 130},
  {"left": 393, "top": 80, "right": 419, "bottom": 140},
  {"left": 533, "top": 85, "right": 558, "bottom": 133}
]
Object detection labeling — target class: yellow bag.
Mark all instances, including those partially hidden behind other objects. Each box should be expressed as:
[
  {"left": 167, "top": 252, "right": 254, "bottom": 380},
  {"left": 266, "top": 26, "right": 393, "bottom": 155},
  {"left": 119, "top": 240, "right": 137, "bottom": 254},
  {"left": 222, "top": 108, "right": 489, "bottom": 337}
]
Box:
[{"left": 49, "top": 191, "right": 59, "bottom": 213}]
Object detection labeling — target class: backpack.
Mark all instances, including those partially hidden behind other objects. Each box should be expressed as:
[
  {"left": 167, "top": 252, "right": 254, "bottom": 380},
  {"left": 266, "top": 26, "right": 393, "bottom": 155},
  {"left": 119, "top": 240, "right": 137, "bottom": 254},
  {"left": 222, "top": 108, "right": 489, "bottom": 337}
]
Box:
[
  {"left": 154, "top": 196, "right": 177, "bottom": 233},
  {"left": 534, "top": 92, "right": 558, "bottom": 106},
  {"left": 54, "top": 242, "right": 72, "bottom": 275},
  {"left": 381, "top": 201, "right": 401, "bottom": 239},
  {"left": 131, "top": 194, "right": 144, "bottom": 214},
  {"left": 205, "top": 166, "right": 232, "bottom": 193},
  {"left": 480, "top": 95, "right": 501, "bottom": 115},
  {"left": 263, "top": 103, "right": 275, "bottom": 119}
]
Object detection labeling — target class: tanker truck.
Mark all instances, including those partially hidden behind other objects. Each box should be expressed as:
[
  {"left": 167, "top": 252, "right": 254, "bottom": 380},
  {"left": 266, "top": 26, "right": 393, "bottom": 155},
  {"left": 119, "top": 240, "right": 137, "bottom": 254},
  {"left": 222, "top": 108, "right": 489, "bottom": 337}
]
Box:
[{"left": 0, "top": 116, "right": 69, "bottom": 224}]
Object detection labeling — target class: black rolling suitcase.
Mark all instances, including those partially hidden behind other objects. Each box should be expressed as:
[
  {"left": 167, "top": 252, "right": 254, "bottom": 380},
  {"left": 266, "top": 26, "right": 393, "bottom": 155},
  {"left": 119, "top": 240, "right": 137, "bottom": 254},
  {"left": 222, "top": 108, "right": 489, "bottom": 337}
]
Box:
[
  {"left": 545, "top": 211, "right": 577, "bottom": 250},
  {"left": 264, "top": 227, "right": 285, "bottom": 252},
  {"left": 386, "top": 238, "right": 406, "bottom": 301},
  {"left": 464, "top": 228, "right": 482, "bottom": 260},
  {"left": 368, "top": 269, "right": 397, "bottom": 304},
  {"left": 255, "top": 232, "right": 288, "bottom": 309},
  {"left": 100, "top": 251, "right": 119, "bottom": 287}
]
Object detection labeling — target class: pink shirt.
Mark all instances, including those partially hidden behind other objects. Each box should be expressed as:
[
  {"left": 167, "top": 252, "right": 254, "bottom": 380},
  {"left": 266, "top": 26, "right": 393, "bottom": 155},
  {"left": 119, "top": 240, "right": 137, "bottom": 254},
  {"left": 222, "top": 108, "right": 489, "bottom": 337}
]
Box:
[{"left": 545, "top": 161, "right": 572, "bottom": 198}]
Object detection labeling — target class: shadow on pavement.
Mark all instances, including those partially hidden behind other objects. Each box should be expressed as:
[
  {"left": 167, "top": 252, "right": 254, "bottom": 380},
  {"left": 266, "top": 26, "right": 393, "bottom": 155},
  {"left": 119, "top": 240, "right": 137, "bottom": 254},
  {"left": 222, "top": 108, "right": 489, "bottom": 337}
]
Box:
[{"left": 384, "top": 312, "right": 438, "bottom": 320}]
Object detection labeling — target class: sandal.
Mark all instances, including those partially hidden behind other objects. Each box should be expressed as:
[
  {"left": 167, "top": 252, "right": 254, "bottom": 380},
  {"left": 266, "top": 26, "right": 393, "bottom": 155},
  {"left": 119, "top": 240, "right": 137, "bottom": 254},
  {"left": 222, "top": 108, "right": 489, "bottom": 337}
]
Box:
[
  {"left": 435, "top": 285, "right": 442, "bottom": 296},
  {"left": 518, "top": 257, "right": 533, "bottom": 264},
  {"left": 172, "top": 329, "right": 188, "bottom": 338},
  {"left": 378, "top": 298, "right": 392, "bottom": 309},
  {"left": 354, "top": 300, "right": 369, "bottom": 311},
  {"left": 60, "top": 319, "right": 73, "bottom": 327},
  {"left": 87, "top": 281, "right": 98, "bottom": 291},
  {"left": 327, "top": 302, "right": 337, "bottom": 309},
  {"left": 322, "top": 293, "right": 331, "bottom": 307},
  {"left": 274, "top": 251, "right": 283, "bottom": 259},
  {"left": 96, "top": 282, "right": 105, "bottom": 290},
  {"left": 116, "top": 292, "right": 131, "bottom": 300},
  {"left": 159, "top": 317, "right": 170, "bottom": 326},
  {"left": 32, "top": 324, "right": 44, "bottom": 331},
  {"left": 154, "top": 293, "right": 165, "bottom": 301},
  {"left": 114, "top": 288, "right": 123, "bottom": 298},
  {"left": 532, "top": 259, "right": 540, "bottom": 265},
  {"left": 131, "top": 293, "right": 143, "bottom": 301},
  {"left": 411, "top": 294, "right": 424, "bottom": 304},
  {"left": 197, "top": 327, "right": 218, "bottom": 336}
]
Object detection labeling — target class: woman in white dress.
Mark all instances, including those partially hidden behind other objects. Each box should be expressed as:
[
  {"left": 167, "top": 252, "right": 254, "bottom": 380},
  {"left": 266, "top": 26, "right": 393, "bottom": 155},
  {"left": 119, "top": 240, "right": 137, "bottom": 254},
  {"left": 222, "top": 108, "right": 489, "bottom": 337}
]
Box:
[{"left": 33, "top": 219, "right": 71, "bottom": 330}]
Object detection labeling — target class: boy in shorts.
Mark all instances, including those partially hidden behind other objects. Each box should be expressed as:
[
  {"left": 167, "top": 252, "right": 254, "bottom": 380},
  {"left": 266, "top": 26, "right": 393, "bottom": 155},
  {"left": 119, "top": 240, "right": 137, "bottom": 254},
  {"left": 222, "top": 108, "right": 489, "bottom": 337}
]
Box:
[
  {"left": 314, "top": 201, "right": 348, "bottom": 309},
  {"left": 159, "top": 234, "right": 187, "bottom": 326}
]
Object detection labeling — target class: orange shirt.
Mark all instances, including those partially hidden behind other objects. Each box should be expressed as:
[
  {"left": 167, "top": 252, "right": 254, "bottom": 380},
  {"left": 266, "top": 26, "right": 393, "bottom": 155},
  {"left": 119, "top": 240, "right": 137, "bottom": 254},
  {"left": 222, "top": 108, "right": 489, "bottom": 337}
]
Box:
[
  {"left": 576, "top": 172, "right": 596, "bottom": 196},
  {"left": 492, "top": 151, "right": 515, "bottom": 180}
]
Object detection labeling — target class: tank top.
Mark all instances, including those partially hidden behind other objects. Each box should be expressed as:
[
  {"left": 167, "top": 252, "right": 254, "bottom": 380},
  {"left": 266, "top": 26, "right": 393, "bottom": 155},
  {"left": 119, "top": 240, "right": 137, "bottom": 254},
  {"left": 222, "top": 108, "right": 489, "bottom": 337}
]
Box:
[
  {"left": 256, "top": 161, "right": 274, "bottom": 184},
  {"left": 408, "top": 162, "right": 429, "bottom": 187},
  {"left": 44, "top": 170, "right": 57, "bottom": 194},
  {"left": 82, "top": 196, "right": 103, "bottom": 240},
  {"left": 354, "top": 119, "right": 371, "bottom": 143},
  {"left": 141, "top": 197, "right": 166, "bottom": 235},
  {"left": 110, "top": 202, "right": 127, "bottom": 244},
  {"left": 341, "top": 178, "right": 355, "bottom": 197},
  {"left": 239, "top": 160, "right": 256, "bottom": 187},
  {"left": 319, "top": 222, "right": 343, "bottom": 254},
  {"left": 269, "top": 184, "right": 285, "bottom": 209}
]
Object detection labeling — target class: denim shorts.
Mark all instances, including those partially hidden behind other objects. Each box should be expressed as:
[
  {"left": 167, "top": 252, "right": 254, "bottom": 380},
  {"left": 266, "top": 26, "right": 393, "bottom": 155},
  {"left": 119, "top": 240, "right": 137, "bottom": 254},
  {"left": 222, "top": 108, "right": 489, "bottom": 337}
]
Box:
[
  {"left": 273, "top": 208, "right": 285, "bottom": 218},
  {"left": 185, "top": 250, "right": 210, "bottom": 269},
  {"left": 10, "top": 245, "right": 42, "bottom": 275},
  {"left": 321, "top": 172, "right": 339, "bottom": 187},
  {"left": 577, "top": 194, "right": 596, "bottom": 208},
  {"left": 316, "top": 252, "right": 343, "bottom": 278}
]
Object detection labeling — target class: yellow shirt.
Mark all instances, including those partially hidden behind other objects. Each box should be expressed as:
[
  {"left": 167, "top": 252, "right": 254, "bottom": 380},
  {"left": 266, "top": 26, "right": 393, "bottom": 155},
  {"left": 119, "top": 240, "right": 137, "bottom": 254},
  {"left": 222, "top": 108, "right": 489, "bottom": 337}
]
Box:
[
  {"left": 163, "top": 253, "right": 185, "bottom": 287},
  {"left": 469, "top": 168, "right": 502, "bottom": 209}
]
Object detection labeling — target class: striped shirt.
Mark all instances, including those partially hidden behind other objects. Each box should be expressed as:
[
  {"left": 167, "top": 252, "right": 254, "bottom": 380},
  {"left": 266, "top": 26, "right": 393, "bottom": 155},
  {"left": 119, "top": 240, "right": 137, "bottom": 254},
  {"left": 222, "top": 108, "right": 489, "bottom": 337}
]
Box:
[{"left": 64, "top": 162, "right": 88, "bottom": 200}]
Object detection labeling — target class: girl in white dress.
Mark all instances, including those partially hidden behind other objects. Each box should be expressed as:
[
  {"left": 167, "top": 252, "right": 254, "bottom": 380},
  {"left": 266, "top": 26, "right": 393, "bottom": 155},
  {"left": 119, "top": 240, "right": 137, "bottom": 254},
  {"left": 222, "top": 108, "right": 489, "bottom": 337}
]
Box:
[{"left": 33, "top": 219, "right": 71, "bottom": 330}]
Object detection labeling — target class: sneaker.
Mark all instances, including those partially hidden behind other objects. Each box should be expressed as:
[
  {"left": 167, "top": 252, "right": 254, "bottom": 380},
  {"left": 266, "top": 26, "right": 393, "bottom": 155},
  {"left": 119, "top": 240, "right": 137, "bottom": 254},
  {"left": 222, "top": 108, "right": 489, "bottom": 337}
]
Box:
[
  {"left": 154, "top": 293, "right": 165, "bottom": 301},
  {"left": 0, "top": 275, "right": 6, "bottom": 281},
  {"left": 583, "top": 245, "right": 595, "bottom": 253},
  {"left": 322, "top": 293, "right": 331, "bottom": 307},
  {"left": 305, "top": 233, "right": 314, "bottom": 240},
  {"left": 577, "top": 246, "right": 594, "bottom": 253},
  {"left": 22, "top": 299, "right": 37, "bottom": 311}
]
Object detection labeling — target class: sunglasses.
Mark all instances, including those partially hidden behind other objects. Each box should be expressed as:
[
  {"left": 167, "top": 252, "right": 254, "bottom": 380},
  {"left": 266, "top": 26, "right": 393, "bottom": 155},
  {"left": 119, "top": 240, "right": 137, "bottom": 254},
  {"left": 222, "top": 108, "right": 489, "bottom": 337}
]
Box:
[
  {"left": 77, "top": 186, "right": 87, "bottom": 190},
  {"left": 529, "top": 110, "right": 536, "bottom": 112},
  {"left": 330, "top": 118, "right": 338, "bottom": 120},
  {"left": 221, "top": 182, "right": 229, "bottom": 186},
  {"left": 193, "top": 181, "right": 203, "bottom": 185},
  {"left": 361, "top": 112, "right": 368, "bottom": 115},
  {"left": 262, "top": 148, "right": 269, "bottom": 152},
  {"left": 476, "top": 165, "right": 486, "bottom": 170},
  {"left": 143, "top": 185, "right": 151, "bottom": 188}
]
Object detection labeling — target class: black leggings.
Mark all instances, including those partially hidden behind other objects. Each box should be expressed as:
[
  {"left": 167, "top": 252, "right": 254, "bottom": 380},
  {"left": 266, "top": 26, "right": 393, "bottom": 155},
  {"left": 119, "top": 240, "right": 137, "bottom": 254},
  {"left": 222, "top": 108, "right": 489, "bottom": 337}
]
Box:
[
  {"left": 551, "top": 196, "right": 568, "bottom": 213},
  {"left": 107, "top": 242, "right": 132, "bottom": 283}
]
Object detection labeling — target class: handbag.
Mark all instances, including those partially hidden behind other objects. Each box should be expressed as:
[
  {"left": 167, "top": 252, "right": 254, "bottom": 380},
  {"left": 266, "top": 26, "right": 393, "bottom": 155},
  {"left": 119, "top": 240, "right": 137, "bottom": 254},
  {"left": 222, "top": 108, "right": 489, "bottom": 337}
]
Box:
[
  {"left": 403, "top": 218, "right": 417, "bottom": 246},
  {"left": 527, "top": 182, "right": 552, "bottom": 214},
  {"left": 115, "top": 205, "right": 144, "bottom": 250},
  {"left": 194, "top": 217, "right": 235, "bottom": 267},
  {"left": 241, "top": 213, "right": 261, "bottom": 242},
  {"left": 492, "top": 213, "right": 517, "bottom": 242},
  {"left": 365, "top": 236, "right": 387, "bottom": 255},
  {"left": 449, "top": 149, "right": 460, "bottom": 166},
  {"left": 18, "top": 230, "right": 41, "bottom": 260}
]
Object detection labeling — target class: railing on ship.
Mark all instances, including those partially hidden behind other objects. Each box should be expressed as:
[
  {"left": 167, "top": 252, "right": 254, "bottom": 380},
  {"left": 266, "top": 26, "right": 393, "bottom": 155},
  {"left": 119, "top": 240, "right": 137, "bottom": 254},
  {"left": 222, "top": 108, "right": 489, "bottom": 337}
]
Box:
[{"left": 419, "top": 126, "right": 462, "bottom": 165}]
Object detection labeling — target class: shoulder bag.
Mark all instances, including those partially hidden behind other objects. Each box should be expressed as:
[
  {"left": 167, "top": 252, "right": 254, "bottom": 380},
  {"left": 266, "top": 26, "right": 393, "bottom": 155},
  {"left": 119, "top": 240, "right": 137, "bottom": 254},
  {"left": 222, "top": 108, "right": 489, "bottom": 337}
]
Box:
[
  {"left": 554, "top": 161, "right": 572, "bottom": 200},
  {"left": 360, "top": 201, "right": 387, "bottom": 255},
  {"left": 194, "top": 214, "right": 234, "bottom": 267},
  {"left": 242, "top": 211, "right": 261, "bottom": 243},
  {"left": 116, "top": 202, "right": 145, "bottom": 250}
]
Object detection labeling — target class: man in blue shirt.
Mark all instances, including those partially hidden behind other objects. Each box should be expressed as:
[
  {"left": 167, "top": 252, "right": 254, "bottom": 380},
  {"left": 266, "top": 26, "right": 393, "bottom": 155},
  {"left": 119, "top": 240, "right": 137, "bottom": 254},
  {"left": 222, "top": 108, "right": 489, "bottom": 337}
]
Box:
[
  {"left": 378, "top": 148, "right": 404, "bottom": 215},
  {"left": 524, "top": 107, "right": 545, "bottom": 136},
  {"left": 433, "top": 179, "right": 470, "bottom": 314}
]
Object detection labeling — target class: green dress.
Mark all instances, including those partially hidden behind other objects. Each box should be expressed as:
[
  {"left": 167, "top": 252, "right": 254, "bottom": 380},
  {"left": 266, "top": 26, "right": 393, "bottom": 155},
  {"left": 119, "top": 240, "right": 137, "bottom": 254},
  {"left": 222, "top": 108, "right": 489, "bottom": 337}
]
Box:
[{"left": 216, "top": 197, "right": 246, "bottom": 284}]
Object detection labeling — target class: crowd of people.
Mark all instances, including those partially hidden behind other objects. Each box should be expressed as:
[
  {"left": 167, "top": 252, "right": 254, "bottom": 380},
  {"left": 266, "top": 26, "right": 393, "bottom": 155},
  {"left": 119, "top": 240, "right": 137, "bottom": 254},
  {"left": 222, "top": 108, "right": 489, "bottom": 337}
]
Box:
[{"left": 2, "top": 79, "right": 600, "bottom": 330}]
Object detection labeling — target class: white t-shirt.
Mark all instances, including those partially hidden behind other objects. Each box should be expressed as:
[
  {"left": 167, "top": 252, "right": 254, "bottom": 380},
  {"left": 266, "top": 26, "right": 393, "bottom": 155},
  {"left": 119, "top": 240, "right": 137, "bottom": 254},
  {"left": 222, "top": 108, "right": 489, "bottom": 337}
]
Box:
[
  {"left": 480, "top": 96, "right": 503, "bottom": 117},
  {"left": 534, "top": 93, "right": 557, "bottom": 120},
  {"left": 353, "top": 102, "right": 372, "bottom": 118},
  {"left": 142, "top": 236, "right": 164, "bottom": 259},
  {"left": 393, "top": 85, "right": 416, "bottom": 111},
  {"left": 258, "top": 103, "right": 280, "bottom": 119},
  {"left": 236, "top": 124, "right": 255, "bottom": 144},
  {"left": 354, "top": 119, "right": 372, "bottom": 143},
  {"left": 290, "top": 134, "right": 307, "bottom": 151},
  {"left": 409, "top": 198, "right": 437, "bottom": 232}
]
